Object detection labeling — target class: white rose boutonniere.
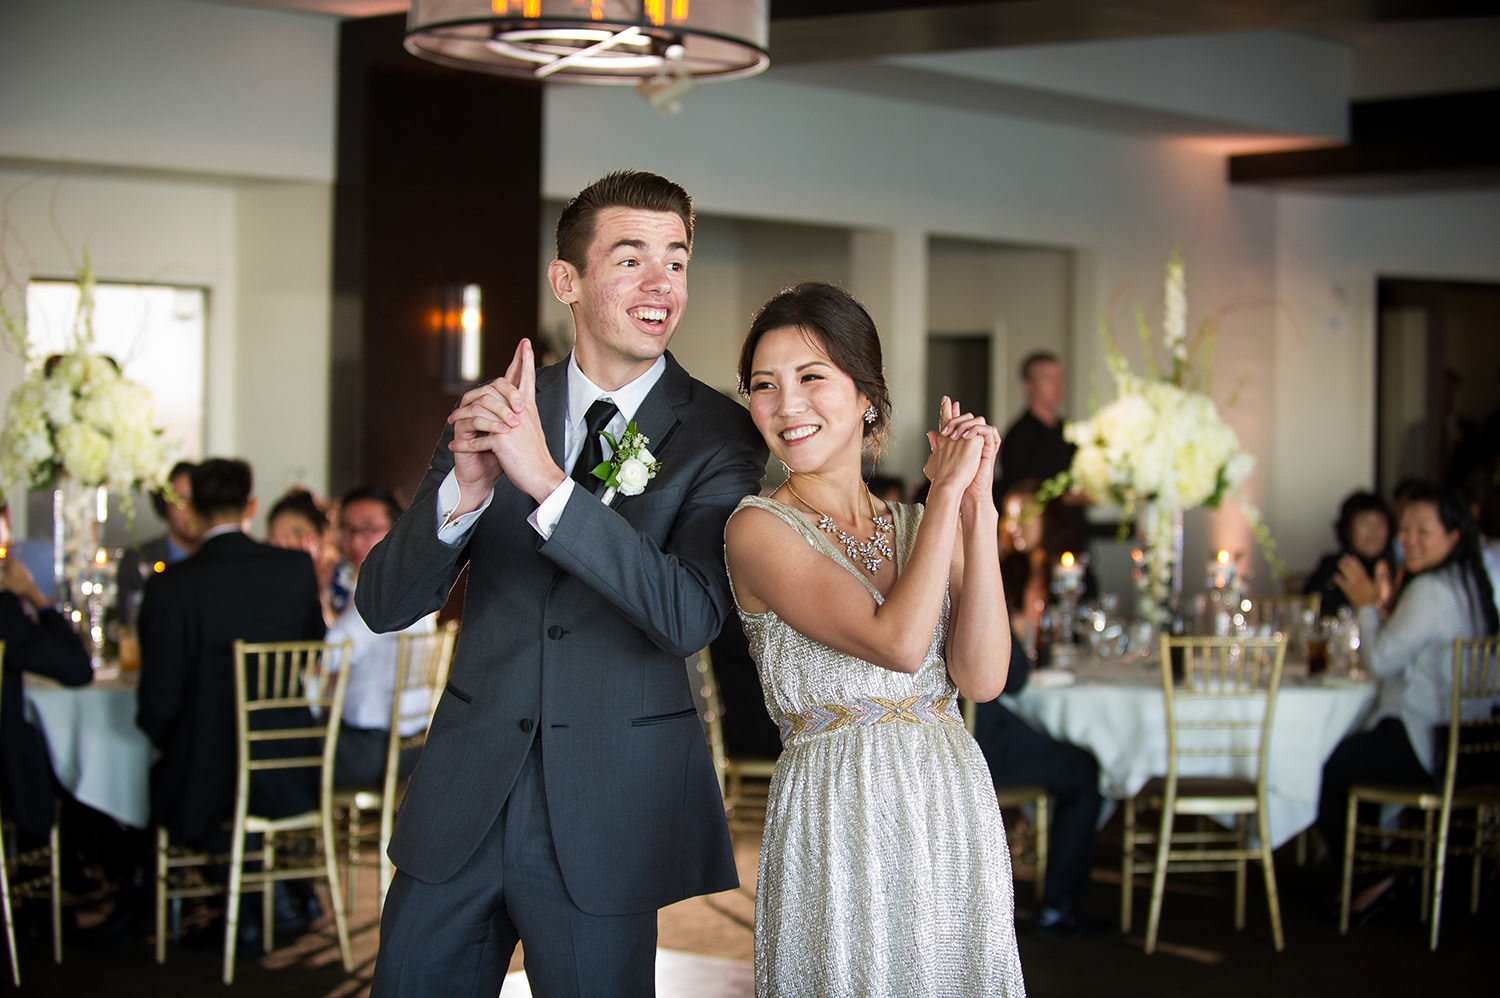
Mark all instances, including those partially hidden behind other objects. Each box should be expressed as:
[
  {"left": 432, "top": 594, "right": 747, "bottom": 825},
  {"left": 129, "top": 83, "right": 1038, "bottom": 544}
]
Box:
[{"left": 589, "top": 421, "right": 662, "bottom": 505}]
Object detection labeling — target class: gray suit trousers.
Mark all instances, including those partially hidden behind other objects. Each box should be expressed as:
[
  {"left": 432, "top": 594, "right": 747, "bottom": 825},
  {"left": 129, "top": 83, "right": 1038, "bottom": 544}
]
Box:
[{"left": 371, "top": 740, "right": 657, "bottom": 997}]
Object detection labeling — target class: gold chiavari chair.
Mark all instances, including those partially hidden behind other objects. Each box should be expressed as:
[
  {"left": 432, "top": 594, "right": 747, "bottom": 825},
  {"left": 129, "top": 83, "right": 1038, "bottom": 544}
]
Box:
[
  {"left": 155, "top": 639, "right": 354, "bottom": 984},
  {"left": 1121, "top": 634, "right": 1287, "bottom": 954},
  {"left": 336, "top": 620, "right": 457, "bottom": 913},
  {"left": 692, "top": 647, "right": 778, "bottom": 840},
  {"left": 1339, "top": 636, "right": 1500, "bottom": 950},
  {"left": 0, "top": 642, "right": 63, "bottom": 987}
]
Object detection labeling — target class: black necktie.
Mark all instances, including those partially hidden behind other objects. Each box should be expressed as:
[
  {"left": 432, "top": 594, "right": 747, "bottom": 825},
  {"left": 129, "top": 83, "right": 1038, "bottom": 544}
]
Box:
[{"left": 571, "top": 398, "right": 619, "bottom": 494}]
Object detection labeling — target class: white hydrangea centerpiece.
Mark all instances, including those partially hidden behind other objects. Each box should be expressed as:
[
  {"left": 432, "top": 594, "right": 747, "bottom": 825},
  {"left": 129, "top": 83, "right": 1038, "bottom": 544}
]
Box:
[
  {"left": 1040, "top": 248, "right": 1278, "bottom": 624},
  {"left": 1, "top": 253, "right": 172, "bottom": 500}
]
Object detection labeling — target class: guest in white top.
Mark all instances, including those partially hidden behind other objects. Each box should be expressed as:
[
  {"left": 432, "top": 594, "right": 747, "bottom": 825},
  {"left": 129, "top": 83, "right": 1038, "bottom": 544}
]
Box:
[
  {"left": 325, "top": 486, "right": 438, "bottom": 789},
  {"left": 1316, "top": 484, "right": 1499, "bottom": 918}
]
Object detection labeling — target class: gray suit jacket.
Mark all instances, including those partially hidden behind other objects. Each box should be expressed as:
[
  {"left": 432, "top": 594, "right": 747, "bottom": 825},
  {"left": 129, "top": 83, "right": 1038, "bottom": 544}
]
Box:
[{"left": 357, "top": 351, "right": 767, "bottom": 915}]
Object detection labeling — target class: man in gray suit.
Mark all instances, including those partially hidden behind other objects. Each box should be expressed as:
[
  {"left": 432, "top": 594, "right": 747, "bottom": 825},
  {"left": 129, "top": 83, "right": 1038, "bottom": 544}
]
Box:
[{"left": 360, "top": 171, "right": 767, "bottom": 996}]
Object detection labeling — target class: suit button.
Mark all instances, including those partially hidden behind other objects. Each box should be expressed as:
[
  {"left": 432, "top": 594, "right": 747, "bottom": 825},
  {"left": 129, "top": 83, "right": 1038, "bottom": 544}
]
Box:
[
  {"left": 518, "top": 718, "right": 533, "bottom": 733},
  {"left": 547, "top": 625, "right": 564, "bottom": 639}
]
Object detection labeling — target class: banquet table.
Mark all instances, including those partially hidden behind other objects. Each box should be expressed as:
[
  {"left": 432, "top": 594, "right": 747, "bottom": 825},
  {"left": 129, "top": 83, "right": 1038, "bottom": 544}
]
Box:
[
  {"left": 24, "top": 673, "right": 155, "bottom": 829},
  {"left": 1003, "top": 654, "right": 1378, "bottom": 848}
]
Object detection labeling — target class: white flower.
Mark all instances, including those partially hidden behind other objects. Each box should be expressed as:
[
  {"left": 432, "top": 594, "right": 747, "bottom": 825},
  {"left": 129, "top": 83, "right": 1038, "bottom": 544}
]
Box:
[{"left": 616, "top": 457, "right": 652, "bottom": 496}]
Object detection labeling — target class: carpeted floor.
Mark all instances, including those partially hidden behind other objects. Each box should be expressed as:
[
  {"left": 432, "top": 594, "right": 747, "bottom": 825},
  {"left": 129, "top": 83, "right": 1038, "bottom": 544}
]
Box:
[{"left": 3, "top": 818, "right": 1495, "bottom": 996}]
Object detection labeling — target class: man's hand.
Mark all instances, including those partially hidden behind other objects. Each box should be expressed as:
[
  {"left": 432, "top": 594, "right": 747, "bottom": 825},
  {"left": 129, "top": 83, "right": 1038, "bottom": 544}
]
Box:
[{"left": 448, "top": 339, "right": 565, "bottom": 508}]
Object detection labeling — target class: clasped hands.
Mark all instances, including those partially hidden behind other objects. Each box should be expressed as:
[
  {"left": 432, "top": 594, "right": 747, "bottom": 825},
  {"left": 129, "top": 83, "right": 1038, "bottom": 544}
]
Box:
[
  {"left": 446, "top": 339, "right": 563, "bottom": 513},
  {"left": 924, "top": 396, "right": 1000, "bottom": 514},
  {"left": 1333, "top": 554, "right": 1396, "bottom": 614}
]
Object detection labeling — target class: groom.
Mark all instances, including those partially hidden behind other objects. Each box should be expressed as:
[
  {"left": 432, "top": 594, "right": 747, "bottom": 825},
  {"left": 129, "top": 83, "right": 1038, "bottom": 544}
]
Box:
[{"left": 360, "top": 171, "right": 767, "bottom": 996}]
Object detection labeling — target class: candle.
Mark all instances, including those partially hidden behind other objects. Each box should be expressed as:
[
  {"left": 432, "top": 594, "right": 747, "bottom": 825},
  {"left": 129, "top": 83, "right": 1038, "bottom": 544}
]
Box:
[
  {"left": 1053, "top": 551, "right": 1085, "bottom": 596},
  {"left": 1208, "top": 549, "right": 1237, "bottom": 590}
]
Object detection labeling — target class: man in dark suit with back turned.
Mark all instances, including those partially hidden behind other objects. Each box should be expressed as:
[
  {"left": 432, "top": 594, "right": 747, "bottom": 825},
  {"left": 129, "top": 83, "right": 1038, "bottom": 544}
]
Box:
[
  {"left": 359, "top": 171, "right": 767, "bottom": 996},
  {"left": 136, "top": 458, "right": 327, "bottom": 850}
]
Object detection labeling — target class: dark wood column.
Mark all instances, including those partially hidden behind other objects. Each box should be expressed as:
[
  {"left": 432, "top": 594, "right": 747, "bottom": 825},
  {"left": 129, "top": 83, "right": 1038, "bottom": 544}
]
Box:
[{"left": 332, "top": 14, "right": 543, "bottom": 503}]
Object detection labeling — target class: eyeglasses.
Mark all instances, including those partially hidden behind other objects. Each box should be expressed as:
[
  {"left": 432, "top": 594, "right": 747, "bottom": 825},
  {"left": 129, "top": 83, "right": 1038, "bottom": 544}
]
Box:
[{"left": 340, "top": 523, "right": 388, "bottom": 536}]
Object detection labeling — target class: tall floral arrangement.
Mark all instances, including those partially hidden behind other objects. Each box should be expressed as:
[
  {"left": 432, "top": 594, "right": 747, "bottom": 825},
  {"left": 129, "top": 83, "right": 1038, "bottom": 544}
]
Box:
[
  {"left": 0, "top": 253, "right": 171, "bottom": 498},
  {"left": 1043, "top": 248, "right": 1278, "bottom": 624}
]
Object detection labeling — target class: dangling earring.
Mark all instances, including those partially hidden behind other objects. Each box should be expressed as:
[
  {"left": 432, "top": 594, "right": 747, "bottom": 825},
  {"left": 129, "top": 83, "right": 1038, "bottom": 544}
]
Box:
[{"left": 863, "top": 404, "right": 878, "bottom": 424}]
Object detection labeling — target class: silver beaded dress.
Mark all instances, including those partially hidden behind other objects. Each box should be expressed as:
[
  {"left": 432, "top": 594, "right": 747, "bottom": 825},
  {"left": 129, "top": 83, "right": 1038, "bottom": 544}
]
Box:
[{"left": 731, "top": 496, "right": 1026, "bottom": 998}]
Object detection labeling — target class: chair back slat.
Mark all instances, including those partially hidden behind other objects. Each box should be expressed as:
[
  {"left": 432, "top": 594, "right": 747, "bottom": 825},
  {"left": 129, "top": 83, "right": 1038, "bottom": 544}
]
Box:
[
  {"left": 233, "top": 639, "right": 353, "bottom": 790},
  {"left": 389, "top": 622, "right": 458, "bottom": 737},
  {"left": 1158, "top": 635, "right": 1287, "bottom": 789},
  {"left": 1441, "top": 637, "right": 1500, "bottom": 800}
]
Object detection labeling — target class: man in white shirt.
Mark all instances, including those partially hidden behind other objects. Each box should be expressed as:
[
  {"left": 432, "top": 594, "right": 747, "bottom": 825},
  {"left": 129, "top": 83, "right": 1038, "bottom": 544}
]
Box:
[{"left": 326, "top": 485, "right": 436, "bottom": 789}]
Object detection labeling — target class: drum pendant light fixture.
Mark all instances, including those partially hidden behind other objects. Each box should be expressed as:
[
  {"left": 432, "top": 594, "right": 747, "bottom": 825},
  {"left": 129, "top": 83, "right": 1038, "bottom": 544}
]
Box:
[{"left": 404, "top": 0, "right": 770, "bottom": 86}]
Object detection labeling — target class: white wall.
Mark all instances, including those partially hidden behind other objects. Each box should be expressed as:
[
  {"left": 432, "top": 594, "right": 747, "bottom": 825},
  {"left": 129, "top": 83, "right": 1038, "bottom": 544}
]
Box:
[
  {"left": 0, "top": 0, "right": 337, "bottom": 182},
  {"left": 1271, "top": 188, "right": 1500, "bottom": 564}
]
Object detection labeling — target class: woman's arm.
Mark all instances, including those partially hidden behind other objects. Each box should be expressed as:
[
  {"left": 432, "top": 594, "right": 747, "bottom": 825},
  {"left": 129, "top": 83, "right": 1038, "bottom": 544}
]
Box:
[
  {"left": 1361, "top": 573, "right": 1462, "bottom": 678},
  {"left": 945, "top": 423, "right": 1010, "bottom": 701}
]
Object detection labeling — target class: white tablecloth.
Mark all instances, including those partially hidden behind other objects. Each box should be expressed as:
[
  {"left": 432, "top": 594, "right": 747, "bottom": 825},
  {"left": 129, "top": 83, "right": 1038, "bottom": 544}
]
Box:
[
  {"left": 24, "top": 674, "right": 155, "bottom": 829},
  {"left": 1004, "top": 657, "right": 1378, "bottom": 848}
]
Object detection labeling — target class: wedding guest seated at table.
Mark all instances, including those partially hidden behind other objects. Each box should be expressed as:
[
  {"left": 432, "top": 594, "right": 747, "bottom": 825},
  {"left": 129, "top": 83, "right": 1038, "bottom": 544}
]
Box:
[
  {"left": 1000, "top": 478, "right": 1087, "bottom": 656},
  {"left": 1314, "top": 484, "right": 1499, "bottom": 920},
  {"left": 1303, "top": 490, "right": 1397, "bottom": 619},
  {"left": 137, "top": 458, "right": 328, "bottom": 948},
  {"left": 973, "top": 613, "right": 1105, "bottom": 936},
  {"left": 117, "top": 460, "right": 200, "bottom": 627},
  {"left": 323, "top": 485, "right": 437, "bottom": 789},
  {"left": 0, "top": 500, "right": 93, "bottom": 848},
  {"left": 267, "top": 486, "right": 340, "bottom": 626}
]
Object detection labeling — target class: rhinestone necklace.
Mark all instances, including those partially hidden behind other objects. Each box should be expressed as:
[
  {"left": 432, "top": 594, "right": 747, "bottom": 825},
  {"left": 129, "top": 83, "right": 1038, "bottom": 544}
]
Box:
[{"left": 784, "top": 478, "right": 895, "bottom": 574}]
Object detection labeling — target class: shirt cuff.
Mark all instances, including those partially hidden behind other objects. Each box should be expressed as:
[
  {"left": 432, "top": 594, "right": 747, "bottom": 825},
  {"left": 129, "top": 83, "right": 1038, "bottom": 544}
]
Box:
[
  {"left": 527, "top": 478, "right": 577, "bottom": 540},
  {"left": 436, "top": 471, "right": 493, "bottom": 546}
]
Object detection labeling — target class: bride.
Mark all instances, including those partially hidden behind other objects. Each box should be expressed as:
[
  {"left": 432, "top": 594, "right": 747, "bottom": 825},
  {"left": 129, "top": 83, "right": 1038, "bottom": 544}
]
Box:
[{"left": 725, "top": 282, "right": 1026, "bottom": 997}]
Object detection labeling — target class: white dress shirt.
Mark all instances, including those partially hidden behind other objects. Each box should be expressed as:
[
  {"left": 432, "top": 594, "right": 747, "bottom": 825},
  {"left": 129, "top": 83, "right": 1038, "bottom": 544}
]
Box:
[{"left": 436, "top": 353, "right": 666, "bottom": 544}]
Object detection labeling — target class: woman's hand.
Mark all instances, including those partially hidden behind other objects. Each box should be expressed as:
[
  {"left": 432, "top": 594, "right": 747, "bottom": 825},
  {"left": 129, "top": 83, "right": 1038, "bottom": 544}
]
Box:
[
  {"left": 923, "top": 396, "right": 984, "bottom": 502},
  {"left": 1333, "top": 554, "right": 1387, "bottom": 610}
]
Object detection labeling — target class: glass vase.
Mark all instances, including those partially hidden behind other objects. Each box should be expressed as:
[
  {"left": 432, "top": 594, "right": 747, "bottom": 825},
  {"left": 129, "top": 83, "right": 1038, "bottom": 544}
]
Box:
[
  {"left": 1130, "top": 501, "right": 1185, "bottom": 657},
  {"left": 51, "top": 477, "right": 112, "bottom": 669}
]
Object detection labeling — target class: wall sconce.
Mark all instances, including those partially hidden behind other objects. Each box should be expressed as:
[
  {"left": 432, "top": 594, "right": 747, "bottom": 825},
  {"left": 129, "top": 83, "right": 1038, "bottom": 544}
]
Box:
[{"left": 443, "top": 283, "right": 484, "bottom": 391}]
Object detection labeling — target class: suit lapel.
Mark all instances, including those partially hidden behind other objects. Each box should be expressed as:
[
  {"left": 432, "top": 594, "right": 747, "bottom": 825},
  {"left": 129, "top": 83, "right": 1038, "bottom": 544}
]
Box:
[
  {"left": 536, "top": 358, "right": 569, "bottom": 470},
  {"left": 629, "top": 352, "right": 688, "bottom": 469}
]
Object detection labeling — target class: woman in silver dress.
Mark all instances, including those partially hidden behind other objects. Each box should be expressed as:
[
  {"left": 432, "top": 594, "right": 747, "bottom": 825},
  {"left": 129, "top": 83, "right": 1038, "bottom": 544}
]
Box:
[{"left": 725, "top": 282, "right": 1026, "bottom": 997}]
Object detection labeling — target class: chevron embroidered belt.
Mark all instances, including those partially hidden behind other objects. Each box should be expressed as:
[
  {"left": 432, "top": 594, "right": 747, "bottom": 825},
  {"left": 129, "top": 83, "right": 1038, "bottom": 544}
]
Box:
[{"left": 777, "top": 694, "right": 963, "bottom": 745}]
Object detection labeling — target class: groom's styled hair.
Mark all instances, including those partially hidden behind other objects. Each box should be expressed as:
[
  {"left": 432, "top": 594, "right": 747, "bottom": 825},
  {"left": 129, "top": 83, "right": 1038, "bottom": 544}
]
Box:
[{"left": 555, "top": 171, "right": 694, "bottom": 273}]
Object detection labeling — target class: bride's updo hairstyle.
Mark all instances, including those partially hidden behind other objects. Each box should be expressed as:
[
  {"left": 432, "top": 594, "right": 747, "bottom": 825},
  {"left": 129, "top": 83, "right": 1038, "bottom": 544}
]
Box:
[{"left": 738, "top": 282, "right": 891, "bottom": 456}]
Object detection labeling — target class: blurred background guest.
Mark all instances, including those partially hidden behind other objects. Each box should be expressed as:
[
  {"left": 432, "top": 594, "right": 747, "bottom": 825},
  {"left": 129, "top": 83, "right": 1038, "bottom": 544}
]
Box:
[
  {"left": 1000, "top": 478, "right": 1087, "bottom": 657},
  {"left": 972, "top": 641, "right": 1104, "bottom": 936},
  {"left": 1303, "top": 490, "right": 1396, "bottom": 619},
  {"left": 267, "top": 487, "right": 340, "bottom": 625},
  {"left": 0, "top": 500, "right": 93, "bottom": 847},
  {"left": 997, "top": 351, "right": 1093, "bottom": 586},
  {"left": 117, "top": 460, "right": 200, "bottom": 627},
  {"left": 324, "top": 485, "right": 436, "bottom": 789},
  {"left": 1315, "top": 484, "right": 1499, "bottom": 918}
]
